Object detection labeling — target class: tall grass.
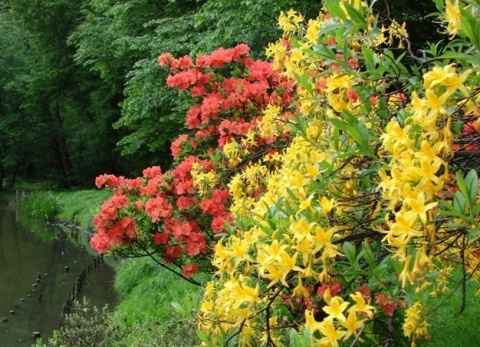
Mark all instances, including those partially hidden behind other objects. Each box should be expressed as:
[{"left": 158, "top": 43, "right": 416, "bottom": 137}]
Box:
[{"left": 18, "top": 191, "right": 60, "bottom": 220}]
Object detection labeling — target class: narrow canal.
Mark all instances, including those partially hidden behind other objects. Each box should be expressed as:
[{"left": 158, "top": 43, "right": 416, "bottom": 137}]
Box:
[{"left": 0, "top": 207, "right": 117, "bottom": 346}]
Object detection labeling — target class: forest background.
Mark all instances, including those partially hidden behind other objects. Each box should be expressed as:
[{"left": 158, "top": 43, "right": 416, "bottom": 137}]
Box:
[{"left": 0, "top": 0, "right": 438, "bottom": 189}]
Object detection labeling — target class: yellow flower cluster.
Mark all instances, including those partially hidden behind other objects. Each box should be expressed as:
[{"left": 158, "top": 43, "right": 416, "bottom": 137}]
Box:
[
  {"left": 223, "top": 139, "right": 247, "bottom": 167},
  {"left": 379, "top": 63, "right": 472, "bottom": 287},
  {"left": 441, "top": 0, "right": 462, "bottom": 38},
  {"left": 191, "top": 162, "right": 219, "bottom": 197},
  {"left": 200, "top": 1, "right": 390, "bottom": 344},
  {"left": 403, "top": 302, "right": 429, "bottom": 346},
  {"left": 228, "top": 162, "right": 270, "bottom": 218},
  {"left": 199, "top": 0, "right": 480, "bottom": 346},
  {"left": 278, "top": 9, "right": 304, "bottom": 36},
  {"left": 305, "top": 290, "right": 375, "bottom": 347},
  {"left": 256, "top": 104, "right": 290, "bottom": 139}
]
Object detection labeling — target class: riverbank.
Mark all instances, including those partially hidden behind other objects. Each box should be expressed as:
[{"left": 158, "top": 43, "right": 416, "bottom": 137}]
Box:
[{"left": 15, "top": 188, "right": 203, "bottom": 346}]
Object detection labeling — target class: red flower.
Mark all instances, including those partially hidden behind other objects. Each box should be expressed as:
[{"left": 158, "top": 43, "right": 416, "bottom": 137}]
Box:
[
  {"left": 90, "top": 232, "right": 113, "bottom": 254},
  {"left": 177, "top": 196, "right": 197, "bottom": 211},
  {"left": 158, "top": 52, "right": 174, "bottom": 67},
  {"left": 183, "top": 263, "right": 199, "bottom": 278},
  {"left": 143, "top": 166, "right": 162, "bottom": 179},
  {"left": 153, "top": 232, "right": 170, "bottom": 246},
  {"left": 375, "top": 294, "right": 397, "bottom": 317}
]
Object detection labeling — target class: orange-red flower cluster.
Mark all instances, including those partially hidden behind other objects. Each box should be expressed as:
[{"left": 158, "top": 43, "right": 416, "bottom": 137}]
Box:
[{"left": 91, "top": 44, "right": 295, "bottom": 278}]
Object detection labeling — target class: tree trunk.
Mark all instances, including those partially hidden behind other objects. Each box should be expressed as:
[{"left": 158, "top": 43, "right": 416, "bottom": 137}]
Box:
[
  {"left": 52, "top": 103, "right": 75, "bottom": 186},
  {"left": 0, "top": 165, "right": 4, "bottom": 191}
]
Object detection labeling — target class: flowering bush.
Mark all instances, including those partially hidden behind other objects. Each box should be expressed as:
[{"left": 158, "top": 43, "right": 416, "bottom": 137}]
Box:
[
  {"left": 91, "top": 44, "right": 294, "bottom": 281},
  {"left": 197, "top": 1, "right": 480, "bottom": 346},
  {"left": 90, "top": 0, "right": 480, "bottom": 345}
]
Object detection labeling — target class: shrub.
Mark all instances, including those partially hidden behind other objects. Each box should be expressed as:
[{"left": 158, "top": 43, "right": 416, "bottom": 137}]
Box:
[{"left": 35, "top": 299, "right": 122, "bottom": 347}]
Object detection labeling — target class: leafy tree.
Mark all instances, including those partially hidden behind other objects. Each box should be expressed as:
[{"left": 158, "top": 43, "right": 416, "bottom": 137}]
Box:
[{"left": 0, "top": 1, "right": 43, "bottom": 187}]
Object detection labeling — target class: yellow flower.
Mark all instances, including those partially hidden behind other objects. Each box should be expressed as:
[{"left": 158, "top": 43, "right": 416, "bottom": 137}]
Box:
[
  {"left": 305, "top": 309, "right": 323, "bottom": 334},
  {"left": 278, "top": 9, "right": 304, "bottom": 35},
  {"left": 441, "top": 0, "right": 461, "bottom": 38},
  {"left": 403, "top": 301, "right": 429, "bottom": 343},
  {"left": 319, "top": 196, "right": 336, "bottom": 215},
  {"left": 293, "top": 275, "right": 310, "bottom": 297},
  {"left": 323, "top": 296, "right": 349, "bottom": 321},
  {"left": 318, "top": 319, "right": 346, "bottom": 347},
  {"left": 349, "top": 292, "right": 375, "bottom": 318},
  {"left": 339, "top": 309, "right": 364, "bottom": 339},
  {"left": 405, "top": 193, "right": 438, "bottom": 224}
]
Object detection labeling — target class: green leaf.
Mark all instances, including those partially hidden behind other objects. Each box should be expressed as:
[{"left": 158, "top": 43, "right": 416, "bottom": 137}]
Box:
[
  {"left": 294, "top": 73, "right": 314, "bottom": 95},
  {"left": 289, "top": 329, "right": 305, "bottom": 347},
  {"left": 343, "top": 3, "right": 366, "bottom": 29},
  {"left": 312, "top": 43, "right": 337, "bottom": 60},
  {"left": 343, "top": 241, "right": 356, "bottom": 265},
  {"left": 460, "top": 7, "right": 480, "bottom": 51},
  {"left": 362, "top": 242, "right": 375, "bottom": 269},
  {"left": 469, "top": 227, "right": 480, "bottom": 242},
  {"left": 432, "top": 0, "right": 444, "bottom": 11},
  {"left": 465, "top": 169, "right": 478, "bottom": 207},
  {"left": 362, "top": 45, "right": 376, "bottom": 71},
  {"left": 171, "top": 301, "right": 188, "bottom": 316},
  {"left": 196, "top": 329, "right": 210, "bottom": 345},
  {"left": 439, "top": 199, "right": 465, "bottom": 218},
  {"left": 325, "top": 1, "right": 348, "bottom": 22},
  {"left": 225, "top": 328, "right": 239, "bottom": 347},
  {"left": 453, "top": 191, "right": 467, "bottom": 214}
]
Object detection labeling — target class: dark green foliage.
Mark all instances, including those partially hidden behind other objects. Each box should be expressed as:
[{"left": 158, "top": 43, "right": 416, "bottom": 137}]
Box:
[{"left": 0, "top": 0, "right": 445, "bottom": 185}]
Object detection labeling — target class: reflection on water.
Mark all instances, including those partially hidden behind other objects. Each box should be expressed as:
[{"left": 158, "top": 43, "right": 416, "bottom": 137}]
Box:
[{"left": 0, "top": 207, "right": 116, "bottom": 347}]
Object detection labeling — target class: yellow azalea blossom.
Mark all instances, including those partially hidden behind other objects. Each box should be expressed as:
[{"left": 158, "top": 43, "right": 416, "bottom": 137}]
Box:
[
  {"left": 278, "top": 9, "right": 304, "bottom": 35},
  {"left": 318, "top": 318, "right": 347, "bottom": 347},
  {"left": 339, "top": 309, "right": 364, "bottom": 339},
  {"left": 323, "top": 296, "right": 349, "bottom": 321},
  {"left": 319, "top": 196, "right": 336, "bottom": 215},
  {"left": 403, "top": 301, "right": 429, "bottom": 344},
  {"left": 305, "top": 309, "right": 323, "bottom": 334},
  {"left": 305, "top": 18, "right": 321, "bottom": 44},
  {"left": 405, "top": 193, "right": 438, "bottom": 224},
  {"left": 293, "top": 275, "right": 310, "bottom": 297},
  {"left": 312, "top": 225, "right": 340, "bottom": 258},
  {"left": 441, "top": 0, "right": 462, "bottom": 38},
  {"left": 349, "top": 292, "right": 375, "bottom": 318}
]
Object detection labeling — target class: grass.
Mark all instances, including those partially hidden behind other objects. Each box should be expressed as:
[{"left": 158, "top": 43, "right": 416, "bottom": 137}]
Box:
[
  {"left": 18, "top": 190, "right": 60, "bottom": 220},
  {"left": 110, "top": 257, "right": 204, "bottom": 347},
  {"left": 418, "top": 269, "right": 480, "bottom": 347},
  {"left": 0, "top": 178, "right": 57, "bottom": 201},
  {"left": 54, "top": 189, "right": 112, "bottom": 229}
]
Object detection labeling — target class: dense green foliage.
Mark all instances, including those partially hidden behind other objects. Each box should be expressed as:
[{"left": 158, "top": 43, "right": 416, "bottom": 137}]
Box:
[
  {"left": 1, "top": 0, "right": 435, "bottom": 186},
  {"left": 0, "top": 0, "right": 325, "bottom": 186}
]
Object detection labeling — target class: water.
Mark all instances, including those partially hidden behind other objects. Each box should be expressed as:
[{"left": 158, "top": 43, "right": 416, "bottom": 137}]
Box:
[{"left": 0, "top": 207, "right": 117, "bottom": 347}]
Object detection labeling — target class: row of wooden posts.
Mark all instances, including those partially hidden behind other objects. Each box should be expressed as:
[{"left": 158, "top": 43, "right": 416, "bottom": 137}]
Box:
[{"left": 59, "top": 255, "right": 104, "bottom": 324}]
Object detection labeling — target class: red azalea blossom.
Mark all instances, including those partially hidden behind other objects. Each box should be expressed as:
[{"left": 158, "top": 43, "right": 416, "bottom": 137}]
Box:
[
  {"left": 375, "top": 294, "right": 397, "bottom": 317},
  {"left": 153, "top": 232, "right": 170, "bottom": 246},
  {"left": 182, "top": 263, "right": 199, "bottom": 278},
  {"left": 92, "top": 43, "right": 295, "bottom": 277}
]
